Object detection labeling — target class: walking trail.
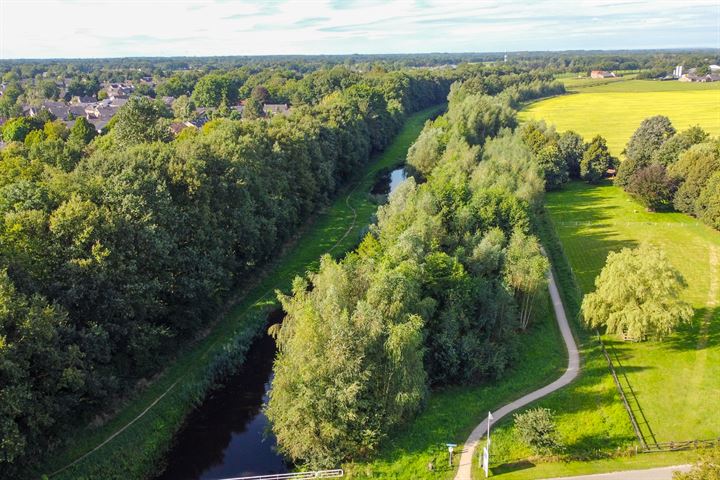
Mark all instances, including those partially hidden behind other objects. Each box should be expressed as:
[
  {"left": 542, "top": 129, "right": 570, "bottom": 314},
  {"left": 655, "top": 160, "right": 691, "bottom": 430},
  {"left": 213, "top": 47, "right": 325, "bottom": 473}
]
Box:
[{"left": 453, "top": 261, "right": 580, "bottom": 480}]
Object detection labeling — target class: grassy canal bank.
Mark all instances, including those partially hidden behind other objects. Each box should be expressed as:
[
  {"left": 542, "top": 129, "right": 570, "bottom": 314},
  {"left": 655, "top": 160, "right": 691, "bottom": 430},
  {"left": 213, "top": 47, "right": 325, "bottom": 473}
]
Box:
[{"left": 35, "top": 104, "right": 445, "bottom": 480}]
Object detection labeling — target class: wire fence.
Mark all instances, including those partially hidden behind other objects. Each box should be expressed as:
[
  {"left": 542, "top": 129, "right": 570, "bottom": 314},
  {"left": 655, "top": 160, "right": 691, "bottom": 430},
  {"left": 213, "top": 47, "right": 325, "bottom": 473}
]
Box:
[{"left": 539, "top": 210, "right": 717, "bottom": 455}]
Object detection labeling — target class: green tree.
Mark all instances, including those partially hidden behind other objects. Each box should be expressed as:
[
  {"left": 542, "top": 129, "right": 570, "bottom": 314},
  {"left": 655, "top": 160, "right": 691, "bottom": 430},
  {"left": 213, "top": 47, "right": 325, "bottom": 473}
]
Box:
[
  {"left": 557, "top": 130, "right": 585, "bottom": 179},
  {"left": 627, "top": 163, "right": 677, "bottom": 211},
  {"left": 670, "top": 142, "right": 720, "bottom": 214},
  {"left": 694, "top": 171, "right": 720, "bottom": 230},
  {"left": 267, "top": 256, "right": 426, "bottom": 467},
  {"left": 580, "top": 135, "right": 615, "bottom": 184},
  {"left": 133, "top": 83, "right": 156, "bottom": 98},
  {"left": 625, "top": 115, "right": 676, "bottom": 164},
  {"left": 503, "top": 230, "right": 548, "bottom": 329},
  {"left": 618, "top": 115, "right": 676, "bottom": 187},
  {"left": 38, "top": 79, "right": 59, "bottom": 99},
  {"left": 652, "top": 126, "right": 708, "bottom": 166},
  {"left": 519, "top": 120, "right": 557, "bottom": 154},
  {"left": 172, "top": 94, "right": 195, "bottom": 121},
  {"left": 581, "top": 245, "right": 693, "bottom": 340},
  {"left": 514, "top": 408, "right": 563, "bottom": 455},
  {"left": 68, "top": 116, "right": 97, "bottom": 146},
  {"left": 406, "top": 125, "right": 445, "bottom": 178},
  {"left": 0, "top": 270, "right": 85, "bottom": 466},
  {"left": 536, "top": 143, "right": 569, "bottom": 190},
  {"left": 191, "top": 73, "right": 237, "bottom": 107},
  {"left": 242, "top": 94, "right": 264, "bottom": 120},
  {"left": 111, "top": 96, "right": 171, "bottom": 146},
  {"left": 2, "top": 117, "right": 35, "bottom": 142}
]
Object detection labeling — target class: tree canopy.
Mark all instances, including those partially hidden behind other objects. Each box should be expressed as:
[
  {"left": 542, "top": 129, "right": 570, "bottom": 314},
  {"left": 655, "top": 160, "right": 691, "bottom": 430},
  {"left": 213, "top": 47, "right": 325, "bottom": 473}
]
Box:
[{"left": 581, "top": 245, "right": 693, "bottom": 340}]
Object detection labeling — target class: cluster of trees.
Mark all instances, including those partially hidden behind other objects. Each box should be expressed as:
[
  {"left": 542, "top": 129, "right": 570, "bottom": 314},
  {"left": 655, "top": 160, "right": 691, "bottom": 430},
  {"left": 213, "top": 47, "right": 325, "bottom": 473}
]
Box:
[
  {"left": 616, "top": 116, "right": 720, "bottom": 229},
  {"left": 518, "top": 121, "right": 617, "bottom": 189},
  {"left": 0, "top": 67, "right": 454, "bottom": 474},
  {"left": 267, "top": 77, "right": 559, "bottom": 468}
]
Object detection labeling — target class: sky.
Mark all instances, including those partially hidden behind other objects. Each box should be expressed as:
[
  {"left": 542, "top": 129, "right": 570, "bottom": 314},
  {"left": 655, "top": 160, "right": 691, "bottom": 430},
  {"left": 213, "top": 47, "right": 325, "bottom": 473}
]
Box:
[{"left": 1, "top": 0, "right": 718, "bottom": 59}]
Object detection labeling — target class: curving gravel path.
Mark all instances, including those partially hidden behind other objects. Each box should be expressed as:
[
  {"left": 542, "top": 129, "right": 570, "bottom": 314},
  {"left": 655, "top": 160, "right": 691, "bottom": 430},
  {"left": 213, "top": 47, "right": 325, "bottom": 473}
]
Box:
[{"left": 454, "top": 262, "right": 580, "bottom": 480}]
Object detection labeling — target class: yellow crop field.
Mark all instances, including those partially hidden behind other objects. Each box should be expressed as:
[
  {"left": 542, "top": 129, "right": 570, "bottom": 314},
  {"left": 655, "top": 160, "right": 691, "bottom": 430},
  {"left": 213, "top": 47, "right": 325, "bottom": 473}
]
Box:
[{"left": 520, "top": 80, "right": 720, "bottom": 156}]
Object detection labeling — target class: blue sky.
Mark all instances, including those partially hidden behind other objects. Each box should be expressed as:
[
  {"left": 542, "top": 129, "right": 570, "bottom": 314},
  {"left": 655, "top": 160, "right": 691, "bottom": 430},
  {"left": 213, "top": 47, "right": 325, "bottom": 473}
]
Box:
[{"left": 1, "top": 0, "right": 718, "bottom": 58}]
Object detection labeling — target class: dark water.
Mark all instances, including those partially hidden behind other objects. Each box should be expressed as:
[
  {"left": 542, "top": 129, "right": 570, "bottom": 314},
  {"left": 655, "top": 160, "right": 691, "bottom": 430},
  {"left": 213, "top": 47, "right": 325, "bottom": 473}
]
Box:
[
  {"left": 155, "top": 314, "right": 287, "bottom": 480},
  {"left": 371, "top": 167, "right": 407, "bottom": 195},
  {"left": 155, "top": 166, "right": 410, "bottom": 479}
]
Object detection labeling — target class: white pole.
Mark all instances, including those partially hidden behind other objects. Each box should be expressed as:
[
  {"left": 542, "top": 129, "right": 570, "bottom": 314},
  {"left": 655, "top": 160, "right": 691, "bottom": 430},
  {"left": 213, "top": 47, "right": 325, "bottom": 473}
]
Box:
[{"left": 487, "top": 411, "right": 493, "bottom": 446}]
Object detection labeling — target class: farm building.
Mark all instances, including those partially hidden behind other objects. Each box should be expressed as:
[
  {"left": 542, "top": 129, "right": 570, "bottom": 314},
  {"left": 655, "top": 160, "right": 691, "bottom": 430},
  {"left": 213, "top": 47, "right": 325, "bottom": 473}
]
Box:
[{"left": 590, "top": 70, "right": 616, "bottom": 79}]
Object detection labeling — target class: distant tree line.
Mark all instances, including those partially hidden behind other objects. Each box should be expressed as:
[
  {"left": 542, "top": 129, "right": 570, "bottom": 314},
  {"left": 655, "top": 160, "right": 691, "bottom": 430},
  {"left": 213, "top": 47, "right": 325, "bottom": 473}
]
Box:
[{"left": 266, "top": 76, "right": 564, "bottom": 468}]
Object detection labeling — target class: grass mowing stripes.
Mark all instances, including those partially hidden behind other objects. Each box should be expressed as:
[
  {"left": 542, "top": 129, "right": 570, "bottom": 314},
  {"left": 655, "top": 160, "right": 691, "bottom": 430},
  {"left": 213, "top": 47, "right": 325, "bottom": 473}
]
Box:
[
  {"left": 545, "top": 181, "right": 720, "bottom": 443},
  {"left": 484, "top": 182, "right": 720, "bottom": 479},
  {"left": 34, "top": 104, "right": 445, "bottom": 480}
]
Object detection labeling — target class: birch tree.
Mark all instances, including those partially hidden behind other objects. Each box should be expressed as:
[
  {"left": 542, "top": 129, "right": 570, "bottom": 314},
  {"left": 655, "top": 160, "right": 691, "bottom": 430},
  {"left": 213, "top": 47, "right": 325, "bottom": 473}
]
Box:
[{"left": 503, "top": 230, "right": 549, "bottom": 330}]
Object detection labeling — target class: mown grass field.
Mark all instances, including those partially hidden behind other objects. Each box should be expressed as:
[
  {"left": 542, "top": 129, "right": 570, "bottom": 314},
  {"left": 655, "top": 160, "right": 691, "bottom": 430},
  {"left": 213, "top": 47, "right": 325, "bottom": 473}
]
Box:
[
  {"left": 343, "top": 290, "right": 567, "bottom": 480},
  {"left": 546, "top": 182, "right": 720, "bottom": 442},
  {"left": 519, "top": 80, "right": 720, "bottom": 156},
  {"left": 35, "top": 105, "right": 445, "bottom": 480},
  {"left": 483, "top": 182, "right": 720, "bottom": 479}
]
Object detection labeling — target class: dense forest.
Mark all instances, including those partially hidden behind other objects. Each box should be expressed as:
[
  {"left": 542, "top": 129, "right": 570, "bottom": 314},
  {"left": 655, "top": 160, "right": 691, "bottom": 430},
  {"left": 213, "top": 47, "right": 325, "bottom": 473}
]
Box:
[
  {"left": 264, "top": 73, "right": 608, "bottom": 468},
  {"left": 0, "top": 63, "right": 467, "bottom": 473},
  {"left": 1, "top": 49, "right": 718, "bottom": 119}
]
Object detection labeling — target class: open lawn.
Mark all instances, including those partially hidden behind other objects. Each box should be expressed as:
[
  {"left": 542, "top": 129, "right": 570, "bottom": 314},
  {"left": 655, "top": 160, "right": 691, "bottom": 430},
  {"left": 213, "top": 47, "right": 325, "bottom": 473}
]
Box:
[
  {"left": 519, "top": 80, "right": 720, "bottom": 156},
  {"left": 484, "top": 182, "right": 720, "bottom": 479},
  {"left": 545, "top": 182, "right": 720, "bottom": 443},
  {"left": 34, "top": 105, "right": 446, "bottom": 480},
  {"left": 343, "top": 291, "right": 567, "bottom": 479}
]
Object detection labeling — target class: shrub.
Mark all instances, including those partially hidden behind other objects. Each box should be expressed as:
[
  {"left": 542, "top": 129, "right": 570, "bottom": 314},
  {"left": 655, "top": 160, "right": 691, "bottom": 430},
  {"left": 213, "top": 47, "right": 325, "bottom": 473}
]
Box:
[{"left": 514, "top": 408, "right": 563, "bottom": 455}]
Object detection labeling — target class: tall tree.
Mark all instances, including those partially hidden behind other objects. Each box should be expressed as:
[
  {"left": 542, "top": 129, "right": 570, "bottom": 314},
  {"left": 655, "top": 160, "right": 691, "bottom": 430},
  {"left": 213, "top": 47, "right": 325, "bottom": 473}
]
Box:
[
  {"left": 536, "top": 143, "right": 569, "bottom": 190},
  {"left": 617, "top": 115, "right": 675, "bottom": 187},
  {"left": 580, "top": 135, "right": 615, "bottom": 184},
  {"left": 557, "top": 130, "right": 585, "bottom": 179},
  {"left": 503, "top": 230, "right": 548, "bottom": 330},
  {"left": 581, "top": 245, "right": 693, "bottom": 340}
]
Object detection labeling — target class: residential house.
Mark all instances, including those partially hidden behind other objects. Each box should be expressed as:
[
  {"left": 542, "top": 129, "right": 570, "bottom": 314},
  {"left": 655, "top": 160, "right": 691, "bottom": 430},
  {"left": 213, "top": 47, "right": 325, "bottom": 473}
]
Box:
[
  {"left": 42, "top": 101, "right": 70, "bottom": 120},
  {"left": 71, "top": 95, "right": 96, "bottom": 104},
  {"left": 679, "top": 73, "right": 719, "bottom": 82},
  {"left": 590, "top": 70, "right": 616, "bottom": 79},
  {"left": 263, "top": 103, "right": 290, "bottom": 116},
  {"left": 106, "top": 83, "right": 134, "bottom": 99}
]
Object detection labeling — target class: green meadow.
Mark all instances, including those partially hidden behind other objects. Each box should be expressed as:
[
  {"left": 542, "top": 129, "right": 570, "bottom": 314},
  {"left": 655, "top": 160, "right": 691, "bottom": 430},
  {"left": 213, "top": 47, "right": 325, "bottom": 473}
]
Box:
[
  {"left": 520, "top": 80, "right": 720, "bottom": 156},
  {"left": 484, "top": 182, "right": 720, "bottom": 479}
]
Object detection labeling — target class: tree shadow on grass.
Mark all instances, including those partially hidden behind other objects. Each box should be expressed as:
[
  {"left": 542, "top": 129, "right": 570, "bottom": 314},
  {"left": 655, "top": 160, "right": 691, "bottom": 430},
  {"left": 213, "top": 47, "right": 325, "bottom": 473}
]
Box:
[
  {"left": 664, "top": 307, "right": 720, "bottom": 352},
  {"left": 490, "top": 459, "right": 536, "bottom": 475}
]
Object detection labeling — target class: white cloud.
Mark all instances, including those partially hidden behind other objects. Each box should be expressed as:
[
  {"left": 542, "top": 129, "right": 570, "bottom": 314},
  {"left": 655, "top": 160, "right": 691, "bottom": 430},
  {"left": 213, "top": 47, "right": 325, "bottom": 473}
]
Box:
[{"left": 0, "top": 0, "right": 717, "bottom": 58}]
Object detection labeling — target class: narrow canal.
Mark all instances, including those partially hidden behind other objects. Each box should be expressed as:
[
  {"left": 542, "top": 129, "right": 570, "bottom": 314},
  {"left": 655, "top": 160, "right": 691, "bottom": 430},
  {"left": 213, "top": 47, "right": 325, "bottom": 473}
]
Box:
[{"left": 155, "top": 168, "right": 408, "bottom": 479}]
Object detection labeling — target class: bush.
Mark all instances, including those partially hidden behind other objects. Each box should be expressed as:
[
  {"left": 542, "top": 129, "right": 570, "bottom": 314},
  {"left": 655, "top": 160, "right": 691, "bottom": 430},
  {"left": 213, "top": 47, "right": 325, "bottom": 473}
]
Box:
[{"left": 513, "top": 408, "right": 563, "bottom": 455}]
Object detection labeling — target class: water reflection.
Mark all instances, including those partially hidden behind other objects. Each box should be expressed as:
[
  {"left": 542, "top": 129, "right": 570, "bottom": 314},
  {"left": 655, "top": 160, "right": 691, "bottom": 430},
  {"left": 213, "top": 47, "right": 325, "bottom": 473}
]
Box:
[{"left": 155, "top": 327, "right": 286, "bottom": 480}]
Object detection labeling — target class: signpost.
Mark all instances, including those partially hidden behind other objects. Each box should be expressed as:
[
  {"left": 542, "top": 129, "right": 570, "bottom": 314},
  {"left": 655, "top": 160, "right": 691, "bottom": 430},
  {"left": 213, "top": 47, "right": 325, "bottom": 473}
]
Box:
[
  {"left": 482, "top": 411, "right": 494, "bottom": 478},
  {"left": 445, "top": 443, "right": 457, "bottom": 468},
  {"left": 482, "top": 446, "right": 489, "bottom": 478}
]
